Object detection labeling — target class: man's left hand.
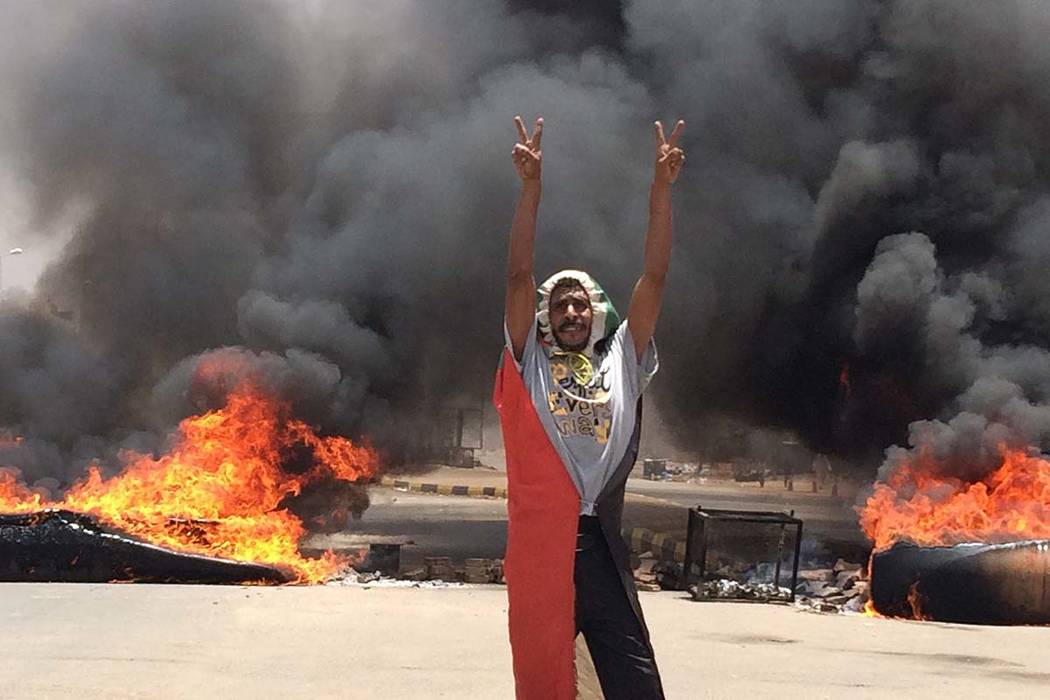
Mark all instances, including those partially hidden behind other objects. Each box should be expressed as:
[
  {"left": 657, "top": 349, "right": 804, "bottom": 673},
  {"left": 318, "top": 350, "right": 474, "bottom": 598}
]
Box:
[{"left": 654, "top": 119, "right": 685, "bottom": 185}]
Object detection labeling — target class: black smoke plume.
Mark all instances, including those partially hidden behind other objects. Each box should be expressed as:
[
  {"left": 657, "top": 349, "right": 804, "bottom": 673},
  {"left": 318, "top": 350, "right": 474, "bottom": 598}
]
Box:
[{"left": 2, "top": 1, "right": 1050, "bottom": 486}]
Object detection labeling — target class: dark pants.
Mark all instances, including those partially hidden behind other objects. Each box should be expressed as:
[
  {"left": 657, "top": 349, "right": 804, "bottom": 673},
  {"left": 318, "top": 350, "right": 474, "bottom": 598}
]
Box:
[{"left": 574, "top": 516, "right": 665, "bottom": 700}]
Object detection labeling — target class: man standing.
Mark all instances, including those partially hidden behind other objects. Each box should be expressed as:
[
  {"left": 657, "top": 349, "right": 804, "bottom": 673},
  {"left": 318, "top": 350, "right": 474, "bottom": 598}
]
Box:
[{"left": 493, "top": 114, "right": 684, "bottom": 699}]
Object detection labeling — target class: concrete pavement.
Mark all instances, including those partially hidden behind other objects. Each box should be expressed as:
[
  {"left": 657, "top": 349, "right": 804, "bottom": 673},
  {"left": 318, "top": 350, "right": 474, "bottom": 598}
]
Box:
[{"left": 2, "top": 582, "right": 1049, "bottom": 699}]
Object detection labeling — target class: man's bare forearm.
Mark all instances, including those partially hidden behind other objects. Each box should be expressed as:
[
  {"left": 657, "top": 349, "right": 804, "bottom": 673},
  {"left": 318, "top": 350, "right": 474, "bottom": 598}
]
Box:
[
  {"left": 627, "top": 181, "right": 672, "bottom": 359},
  {"left": 628, "top": 119, "right": 684, "bottom": 361},
  {"left": 643, "top": 181, "right": 673, "bottom": 283},
  {"left": 505, "top": 180, "right": 541, "bottom": 360},
  {"left": 508, "top": 180, "right": 540, "bottom": 280}
]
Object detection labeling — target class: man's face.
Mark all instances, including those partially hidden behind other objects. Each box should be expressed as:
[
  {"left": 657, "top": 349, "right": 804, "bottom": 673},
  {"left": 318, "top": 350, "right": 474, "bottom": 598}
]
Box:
[{"left": 548, "top": 283, "right": 593, "bottom": 351}]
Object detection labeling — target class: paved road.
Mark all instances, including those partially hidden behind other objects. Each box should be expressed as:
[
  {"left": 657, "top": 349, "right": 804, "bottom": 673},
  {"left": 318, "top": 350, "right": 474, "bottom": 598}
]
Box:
[
  {"left": 317, "top": 478, "right": 868, "bottom": 569},
  {"left": 309, "top": 488, "right": 509, "bottom": 569},
  {"left": 624, "top": 478, "right": 867, "bottom": 546},
  {"left": 2, "top": 583, "right": 1048, "bottom": 699}
]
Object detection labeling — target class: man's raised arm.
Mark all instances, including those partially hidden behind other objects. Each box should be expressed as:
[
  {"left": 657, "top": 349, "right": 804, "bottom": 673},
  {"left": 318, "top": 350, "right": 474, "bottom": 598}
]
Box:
[
  {"left": 505, "top": 115, "right": 543, "bottom": 361},
  {"left": 627, "top": 119, "right": 685, "bottom": 362}
]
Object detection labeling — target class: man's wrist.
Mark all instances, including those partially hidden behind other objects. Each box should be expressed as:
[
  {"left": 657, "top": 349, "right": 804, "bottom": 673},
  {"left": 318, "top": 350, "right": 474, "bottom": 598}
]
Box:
[
  {"left": 521, "top": 179, "right": 542, "bottom": 199},
  {"left": 650, "top": 180, "right": 672, "bottom": 205}
]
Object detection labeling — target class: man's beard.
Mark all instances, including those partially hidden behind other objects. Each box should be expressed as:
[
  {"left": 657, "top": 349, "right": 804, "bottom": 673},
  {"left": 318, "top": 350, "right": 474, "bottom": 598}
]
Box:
[{"left": 554, "top": 325, "right": 590, "bottom": 352}]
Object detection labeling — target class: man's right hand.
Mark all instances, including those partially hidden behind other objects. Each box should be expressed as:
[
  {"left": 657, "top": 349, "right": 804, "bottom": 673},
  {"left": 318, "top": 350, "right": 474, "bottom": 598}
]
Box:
[
  {"left": 505, "top": 115, "right": 543, "bottom": 361},
  {"left": 512, "top": 115, "right": 543, "bottom": 182}
]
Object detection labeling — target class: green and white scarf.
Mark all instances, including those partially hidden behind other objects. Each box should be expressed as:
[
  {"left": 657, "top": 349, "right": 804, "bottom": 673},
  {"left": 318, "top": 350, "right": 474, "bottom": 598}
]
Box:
[{"left": 536, "top": 269, "right": 621, "bottom": 360}]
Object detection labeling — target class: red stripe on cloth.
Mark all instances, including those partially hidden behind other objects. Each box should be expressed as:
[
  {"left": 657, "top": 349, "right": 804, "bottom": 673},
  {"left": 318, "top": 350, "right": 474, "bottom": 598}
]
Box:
[{"left": 494, "top": 348, "right": 581, "bottom": 700}]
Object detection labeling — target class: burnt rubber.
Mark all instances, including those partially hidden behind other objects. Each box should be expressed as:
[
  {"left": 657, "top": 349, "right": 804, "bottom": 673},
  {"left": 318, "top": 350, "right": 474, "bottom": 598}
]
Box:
[
  {"left": 0, "top": 510, "right": 290, "bottom": 584},
  {"left": 870, "top": 539, "right": 1050, "bottom": 625}
]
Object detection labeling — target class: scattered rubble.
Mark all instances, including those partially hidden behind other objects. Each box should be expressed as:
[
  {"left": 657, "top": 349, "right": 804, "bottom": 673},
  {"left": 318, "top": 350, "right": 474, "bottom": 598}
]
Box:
[
  {"left": 661, "top": 551, "right": 870, "bottom": 613},
  {"left": 798, "top": 568, "right": 835, "bottom": 582},
  {"left": 634, "top": 556, "right": 662, "bottom": 591},
  {"left": 464, "top": 557, "right": 503, "bottom": 584},
  {"left": 324, "top": 567, "right": 466, "bottom": 588},
  {"left": 339, "top": 556, "right": 507, "bottom": 585},
  {"left": 424, "top": 556, "right": 457, "bottom": 581},
  {"left": 793, "top": 559, "right": 869, "bottom": 615},
  {"left": 632, "top": 552, "right": 683, "bottom": 591},
  {"left": 691, "top": 579, "right": 793, "bottom": 601},
  {"left": 333, "top": 544, "right": 869, "bottom": 614},
  {"left": 401, "top": 566, "right": 428, "bottom": 581}
]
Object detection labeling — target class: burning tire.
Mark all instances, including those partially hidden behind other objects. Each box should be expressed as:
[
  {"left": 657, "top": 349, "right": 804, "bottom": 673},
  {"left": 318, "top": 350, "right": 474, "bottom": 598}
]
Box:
[
  {"left": 869, "top": 539, "right": 1050, "bottom": 624},
  {"left": 0, "top": 510, "right": 291, "bottom": 584}
]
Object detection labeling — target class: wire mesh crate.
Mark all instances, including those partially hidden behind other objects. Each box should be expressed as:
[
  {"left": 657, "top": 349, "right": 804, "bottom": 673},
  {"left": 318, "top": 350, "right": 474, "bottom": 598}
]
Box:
[{"left": 681, "top": 507, "right": 803, "bottom": 603}]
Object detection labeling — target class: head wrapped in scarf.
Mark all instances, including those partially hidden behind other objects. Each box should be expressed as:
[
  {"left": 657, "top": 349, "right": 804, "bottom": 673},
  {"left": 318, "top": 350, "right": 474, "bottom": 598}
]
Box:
[{"left": 536, "top": 270, "right": 621, "bottom": 357}]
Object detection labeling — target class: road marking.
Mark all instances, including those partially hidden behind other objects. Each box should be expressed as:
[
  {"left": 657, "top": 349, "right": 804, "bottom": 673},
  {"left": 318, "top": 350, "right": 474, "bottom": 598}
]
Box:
[{"left": 379, "top": 476, "right": 507, "bottom": 500}]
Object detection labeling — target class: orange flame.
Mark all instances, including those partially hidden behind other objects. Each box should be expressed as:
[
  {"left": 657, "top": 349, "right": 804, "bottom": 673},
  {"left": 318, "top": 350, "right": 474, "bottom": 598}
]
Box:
[
  {"left": 906, "top": 582, "right": 929, "bottom": 621},
  {"left": 0, "top": 382, "right": 379, "bottom": 583},
  {"left": 0, "top": 469, "right": 47, "bottom": 511},
  {"left": 859, "top": 446, "right": 1050, "bottom": 551}
]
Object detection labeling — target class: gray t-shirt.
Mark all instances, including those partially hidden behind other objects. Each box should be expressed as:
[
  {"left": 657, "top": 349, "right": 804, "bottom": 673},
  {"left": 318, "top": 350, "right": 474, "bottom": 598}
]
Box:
[{"left": 504, "top": 318, "right": 658, "bottom": 515}]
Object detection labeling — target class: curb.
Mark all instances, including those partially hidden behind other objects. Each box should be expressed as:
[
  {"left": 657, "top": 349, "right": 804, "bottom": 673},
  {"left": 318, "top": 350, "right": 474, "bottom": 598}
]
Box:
[
  {"left": 379, "top": 475, "right": 508, "bottom": 499},
  {"left": 625, "top": 527, "right": 686, "bottom": 563}
]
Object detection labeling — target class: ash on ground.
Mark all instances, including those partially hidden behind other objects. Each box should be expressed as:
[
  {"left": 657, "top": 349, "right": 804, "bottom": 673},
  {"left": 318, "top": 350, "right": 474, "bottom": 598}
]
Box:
[
  {"left": 324, "top": 567, "right": 466, "bottom": 589},
  {"left": 324, "top": 556, "right": 503, "bottom": 588}
]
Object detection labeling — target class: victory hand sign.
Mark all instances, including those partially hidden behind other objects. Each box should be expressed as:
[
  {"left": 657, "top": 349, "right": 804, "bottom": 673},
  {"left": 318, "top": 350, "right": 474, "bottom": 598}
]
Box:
[
  {"left": 512, "top": 115, "right": 543, "bottom": 181},
  {"left": 654, "top": 119, "right": 685, "bottom": 185}
]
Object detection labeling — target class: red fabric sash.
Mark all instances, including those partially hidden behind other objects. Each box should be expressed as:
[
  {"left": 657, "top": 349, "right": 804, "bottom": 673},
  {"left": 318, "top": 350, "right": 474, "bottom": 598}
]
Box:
[{"left": 494, "top": 348, "right": 580, "bottom": 700}]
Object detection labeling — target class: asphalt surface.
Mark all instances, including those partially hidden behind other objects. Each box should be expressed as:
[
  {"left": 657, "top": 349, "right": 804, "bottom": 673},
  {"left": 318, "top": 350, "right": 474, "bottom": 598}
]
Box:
[
  {"left": 311, "top": 477, "right": 868, "bottom": 569},
  {"left": 624, "top": 478, "right": 867, "bottom": 546},
  {"left": 312, "top": 488, "right": 510, "bottom": 570}
]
